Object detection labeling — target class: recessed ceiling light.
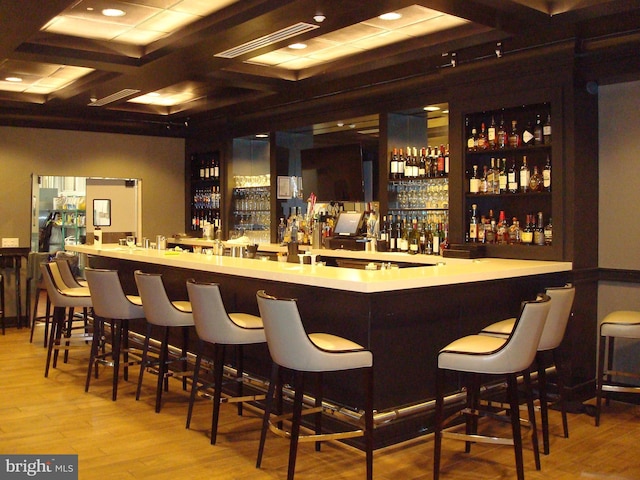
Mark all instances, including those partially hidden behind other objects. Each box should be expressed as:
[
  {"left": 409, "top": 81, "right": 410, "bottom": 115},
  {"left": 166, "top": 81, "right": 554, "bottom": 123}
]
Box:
[
  {"left": 148, "top": 92, "right": 161, "bottom": 97},
  {"left": 337, "top": 122, "right": 344, "bottom": 127},
  {"left": 442, "top": 109, "right": 449, "bottom": 114},
  {"left": 288, "top": 43, "right": 307, "bottom": 50},
  {"left": 102, "top": 8, "right": 126, "bottom": 17},
  {"left": 313, "top": 14, "right": 326, "bottom": 23},
  {"left": 423, "top": 106, "right": 441, "bottom": 112},
  {"left": 256, "top": 133, "right": 269, "bottom": 138},
  {"left": 379, "top": 12, "right": 402, "bottom": 21},
  {"left": 5, "top": 77, "right": 22, "bottom": 82}
]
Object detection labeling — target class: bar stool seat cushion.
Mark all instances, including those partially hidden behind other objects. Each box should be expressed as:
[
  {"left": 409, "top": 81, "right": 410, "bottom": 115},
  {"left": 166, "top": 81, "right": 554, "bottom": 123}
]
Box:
[
  {"left": 439, "top": 335, "right": 509, "bottom": 373},
  {"left": 479, "top": 318, "right": 516, "bottom": 336},
  {"left": 127, "top": 295, "right": 142, "bottom": 306},
  {"left": 172, "top": 300, "right": 192, "bottom": 314},
  {"left": 309, "top": 332, "right": 368, "bottom": 352},
  {"left": 600, "top": 311, "right": 640, "bottom": 338},
  {"left": 229, "top": 312, "right": 263, "bottom": 329}
]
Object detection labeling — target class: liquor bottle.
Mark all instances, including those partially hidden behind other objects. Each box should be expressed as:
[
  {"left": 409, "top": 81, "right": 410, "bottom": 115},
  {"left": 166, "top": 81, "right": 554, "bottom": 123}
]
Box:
[
  {"left": 389, "top": 148, "right": 399, "bottom": 180},
  {"left": 425, "top": 223, "right": 434, "bottom": 255},
  {"left": 508, "top": 159, "right": 519, "bottom": 193},
  {"left": 499, "top": 158, "right": 508, "bottom": 194},
  {"left": 543, "top": 155, "right": 551, "bottom": 191},
  {"left": 412, "top": 147, "right": 420, "bottom": 178},
  {"left": 544, "top": 217, "right": 553, "bottom": 245},
  {"left": 534, "top": 114, "right": 544, "bottom": 145},
  {"left": 522, "top": 120, "right": 534, "bottom": 146},
  {"left": 485, "top": 218, "right": 496, "bottom": 244},
  {"left": 444, "top": 144, "right": 450, "bottom": 176},
  {"left": 437, "top": 145, "right": 445, "bottom": 177},
  {"left": 469, "top": 165, "right": 480, "bottom": 193},
  {"left": 419, "top": 147, "right": 427, "bottom": 178},
  {"left": 199, "top": 159, "right": 206, "bottom": 179},
  {"left": 213, "top": 157, "right": 220, "bottom": 178},
  {"left": 469, "top": 204, "right": 479, "bottom": 243},
  {"left": 497, "top": 115, "right": 507, "bottom": 149},
  {"left": 400, "top": 218, "right": 409, "bottom": 252},
  {"left": 534, "top": 211, "right": 545, "bottom": 245},
  {"left": 389, "top": 215, "right": 397, "bottom": 252},
  {"left": 409, "top": 218, "right": 420, "bottom": 254},
  {"left": 497, "top": 210, "right": 508, "bottom": 244},
  {"left": 278, "top": 218, "right": 286, "bottom": 244},
  {"left": 529, "top": 165, "right": 543, "bottom": 192},
  {"left": 379, "top": 215, "right": 388, "bottom": 243},
  {"left": 467, "top": 127, "right": 477, "bottom": 152},
  {"left": 521, "top": 214, "right": 534, "bottom": 245},
  {"left": 419, "top": 221, "right": 426, "bottom": 254},
  {"left": 398, "top": 148, "right": 406, "bottom": 179},
  {"left": 490, "top": 157, "right": 500, "bottom": 194},
  {"left": 508, "top": 120, "right": 520, "bottom": 148},
  {"left": 543, "top": 113, "right": 552, "bottom": 144},
  {"left": 480, "top": 165, "right": 489, "bottom": 194},
  {"left": 487, "top": 116, "right": 497, "bottom": 149},
  {"left": 519, "top": 156, "right": 530, "bottom": 193},
  {"left": 433, "top": 223, "right": 442, "bottom": 255},
  {"left": 477, "top": 122, "right": 488, "bottom": 150},
  {"left": 430, "top": 147, "right": 439, "bottom": 177},
  {"left": 509, "top": 217, "right": 521, "bottom": 244},
  {"left": 478, "top": 215, "right": 486, "bottom": 243}
]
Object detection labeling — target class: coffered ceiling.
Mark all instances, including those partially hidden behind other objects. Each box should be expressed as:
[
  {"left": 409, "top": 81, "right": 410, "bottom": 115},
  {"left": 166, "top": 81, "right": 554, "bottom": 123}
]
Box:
[{"left": 0, "top": 0, "right": 639, "bottom": 136}]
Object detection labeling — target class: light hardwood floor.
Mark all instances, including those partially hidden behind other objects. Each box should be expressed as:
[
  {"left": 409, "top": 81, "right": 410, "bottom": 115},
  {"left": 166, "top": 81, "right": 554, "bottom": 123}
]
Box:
[{"left": 2, "top": 324, "right": 640, "bottom": 480}]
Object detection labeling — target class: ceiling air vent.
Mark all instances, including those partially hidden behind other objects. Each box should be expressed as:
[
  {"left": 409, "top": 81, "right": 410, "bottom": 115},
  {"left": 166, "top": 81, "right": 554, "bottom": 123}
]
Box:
[
  {"left": 215, "top": 22, "right": 319, "bottom": 59},
  {"left": 88, "top": 89, "right": 141, "bottom": 107}
]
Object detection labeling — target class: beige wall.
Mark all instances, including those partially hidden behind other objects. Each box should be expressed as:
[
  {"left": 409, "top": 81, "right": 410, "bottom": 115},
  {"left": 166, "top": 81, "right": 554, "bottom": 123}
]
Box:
[{"left": 0, "top": 126, "right": 185, "bottom": 245}]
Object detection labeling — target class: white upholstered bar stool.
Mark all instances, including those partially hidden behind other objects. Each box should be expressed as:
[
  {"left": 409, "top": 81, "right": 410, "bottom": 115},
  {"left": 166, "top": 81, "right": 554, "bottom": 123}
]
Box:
[
  {"left": 134, "top": 270, "right": 194, "bottom": 413},
  {"left": 480, "top": 284, "right": 575, "bottom": 454},
  {"left": 433, "top": 294, "right": 551, "bottom": 480},
  {"left": 256, "top": 290, "right": 374, "bottom": 480},
  {"left": 185, "top": 279, "right": 266, "bottom": 444},
  {"left": 40, "top": 262, "right": 93, "bottom": 377},
  {"left": 84, "top": 268, "right": 144, "bottom": 401},
  {"left": 595, "top": 310, "right": 640, "bottom": 426}
]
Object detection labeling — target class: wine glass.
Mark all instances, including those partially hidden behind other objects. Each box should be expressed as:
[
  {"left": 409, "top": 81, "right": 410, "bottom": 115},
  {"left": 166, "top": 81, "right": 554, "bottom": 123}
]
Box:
[{"left": 126, "top": 235, "right": 136, "bottom": 249}]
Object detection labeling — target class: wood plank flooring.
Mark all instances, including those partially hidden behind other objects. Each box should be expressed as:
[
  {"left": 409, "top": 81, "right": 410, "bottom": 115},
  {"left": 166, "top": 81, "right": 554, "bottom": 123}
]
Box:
[{"left": 2, "top": 324, "right": 640, "bottom": 479}]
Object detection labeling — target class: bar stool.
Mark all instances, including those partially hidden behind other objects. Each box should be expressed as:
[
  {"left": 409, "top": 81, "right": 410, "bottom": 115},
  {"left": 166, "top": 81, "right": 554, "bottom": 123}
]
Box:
[
  {"left": 433, "top": 294, "right": 551, "bottom": 480},
  {"left": 84, "top": 268, "right": 145, "bottom": 401},
  {"left": 40, "top": 262, "right": 93, "bottom": 377},
  {"left": 256, "top": 290, "right": 374, "bottom": 480},
  {"left": 185, "top": 279, "right": 266, "bottom": 444},
  {"left": 480, "top": 284, "right": 575, "bottom": 454},
  {"left": 134, "top": 270, "right": 194, "bottom": 413},
  {"left": 28, "top": 252, "right": 52, "bottom": 346},
  {"left": 595, "top": 310, "right": 640, "bottom": 426}
]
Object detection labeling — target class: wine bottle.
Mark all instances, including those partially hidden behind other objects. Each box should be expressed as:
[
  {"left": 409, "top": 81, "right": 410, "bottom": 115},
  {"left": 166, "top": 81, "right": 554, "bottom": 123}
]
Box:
[
  {"left": 534, "top": 211, "right": 545, "bottom": 245},
  {"left": 543, "top": 155, "right": 551, "bottom": 191},
  {"left": 534, "top": 114, "right": 543, "bottom": 145},
  {"left": 499, "top": 158, "right": 508, "bottom": 193},
  {"left": 519, "top": 156, "right": 530, "bottom": 193},
  {"left": 389, "top": 148, "right": 399, "bottom": 180},
  {"left": 487, "top": 116, "right": 497, "bottom": 149},
  {"left": 469, "top": 165, "right": 480, "bottom": 193},
  {"left": 469, "top": 204, "right": 479, "bottom": 243},
  {"left": 508, "top": 159, "right": 518, "bottom": 193},
  {"left": 543, "top": 113, "right": 552, "bottom": 144}
]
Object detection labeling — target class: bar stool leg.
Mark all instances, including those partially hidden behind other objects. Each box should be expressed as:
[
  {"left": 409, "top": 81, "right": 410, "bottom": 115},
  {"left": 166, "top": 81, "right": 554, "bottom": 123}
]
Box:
[
  {"left": 155, "top": 327, "right": 170, "bottom": 413},
  {"left": 552, "top": 350, "right": 569, "bottom": 439},
  {"left": 595, "top": 333, "right": 607, "bottom": 426},
  {"left": 507, "top": 373, "right": 525, "bottom": 480},
  {"left": 211, "top": 344, "right": 226, "bottom": 445},
  {"left": 186, "top": 339, "right": 204, "bottom": 429},
  {"left": 314, "top": 372, "right": 323, "bottom": 452},
  {"left": 287, "top": 370, "right": 305, "bottom": 480},
  {"left": 236, "top": 345, "right": 244, "bottom": 416},
  {"left": 522, "top": 369, "right": 541, "bottom": 470},
  {"left": 256, "top": 362, "right": 279, "bottom": 468},
  {"left": 111, "top": 320, "right": 122, "bottom": 401},
  {"left": 85, "top": 316, "right": 103, "bottom": 392},
  {"left": 433, "top": 368, "right": 445, "bottom": 480},
  {"left": 136, "top": 323, "right": 153, "bottom": 401},
  {"left": 364, "top": 367, "right": 374, "bottom": 480}
]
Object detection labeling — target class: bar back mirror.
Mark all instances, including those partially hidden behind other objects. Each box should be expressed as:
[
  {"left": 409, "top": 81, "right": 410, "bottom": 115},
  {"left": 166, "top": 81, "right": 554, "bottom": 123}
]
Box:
[{"left": 93, "top": 199, "right": 111, "bottom": 226}]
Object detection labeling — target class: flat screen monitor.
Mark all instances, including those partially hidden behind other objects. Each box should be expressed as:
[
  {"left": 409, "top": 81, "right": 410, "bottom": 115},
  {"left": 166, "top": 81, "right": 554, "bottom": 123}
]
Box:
[{"left": 333, "top": 211, "right": 364, "bottom": 236}]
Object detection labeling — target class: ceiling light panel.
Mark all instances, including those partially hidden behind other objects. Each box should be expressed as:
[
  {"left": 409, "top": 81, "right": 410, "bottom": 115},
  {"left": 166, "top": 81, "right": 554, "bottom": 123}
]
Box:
[
  {"left": 0, "top": 61, "right": 94, "bottom": 96},
  {"left": 41, "top": 0, "right": 242, "bottom": 46},
  {"left": 245, "top": 4, "right": 469, "bottom": 71}
]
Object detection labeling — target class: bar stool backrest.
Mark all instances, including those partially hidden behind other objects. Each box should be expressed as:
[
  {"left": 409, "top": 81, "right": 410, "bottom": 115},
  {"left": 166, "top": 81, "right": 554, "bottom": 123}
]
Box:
[
  {"left": 500, "top": 294, "right": 552, "bottom": 373},
  {"left": 256, "top": 290, "right": 372, "bottom": 373},
  {"left": 85, "top": 267, "right": 144, "bottom": 320},
  {"left": 40, "top": 262, "right": 91, "bottom": 309},
  {"left": 55, "top": 258, "right": 83, "bottom": 288},
  {"left": 186, "top": 279, "right": 261, "bottom": 344},
  {"left": 538, "top": 285, "right": 575, "bottom": 352},
  {"left": 134, "top": 270, "right": 191, "bottom": 327}
]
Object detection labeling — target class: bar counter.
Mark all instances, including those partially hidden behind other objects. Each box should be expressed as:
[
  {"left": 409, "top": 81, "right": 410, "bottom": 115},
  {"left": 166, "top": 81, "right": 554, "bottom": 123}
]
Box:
[{"left": 67, "top": 243, "right": 573, "bottom": 446}]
